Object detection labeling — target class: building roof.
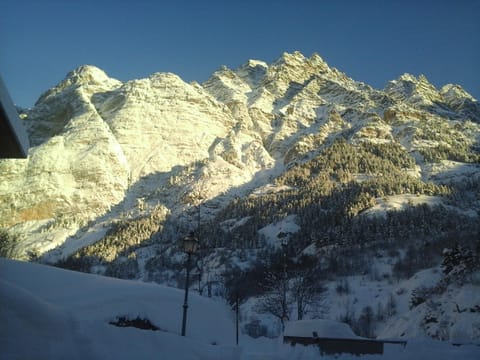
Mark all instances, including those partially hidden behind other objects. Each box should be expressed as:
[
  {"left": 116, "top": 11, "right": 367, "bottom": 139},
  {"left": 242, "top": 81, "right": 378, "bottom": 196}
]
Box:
[
  {"left": 0, "top": 74, "right": 29, "bottom": 158},
  {"left": 284, "top": 319, "right": 358, "bottom": 339}
]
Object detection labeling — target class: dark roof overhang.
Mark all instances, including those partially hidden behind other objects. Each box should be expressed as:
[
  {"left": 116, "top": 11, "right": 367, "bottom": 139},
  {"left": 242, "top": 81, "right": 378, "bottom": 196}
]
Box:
[{"left": 0, "top": 74, "right": 29, "bottom": 158}]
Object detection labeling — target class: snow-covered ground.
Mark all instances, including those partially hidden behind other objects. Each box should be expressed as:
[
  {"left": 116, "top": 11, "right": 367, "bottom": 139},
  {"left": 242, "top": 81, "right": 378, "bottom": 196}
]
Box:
[
  {"left": 0, "top": 258, "right": 237, "bottom": 360},
  {"left": 363, "top": 194, "right": 443, "bottom": 218},
  {"left": 1, "top": 258, "right": 479, "bottom": 359}
]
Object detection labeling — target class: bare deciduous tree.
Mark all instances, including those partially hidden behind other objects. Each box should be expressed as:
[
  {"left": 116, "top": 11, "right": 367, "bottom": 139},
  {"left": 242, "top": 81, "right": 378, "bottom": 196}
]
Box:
[
  {"left": 257, "top": 270, "right": 292, "bottom": 330},
  {"left": 290, "top": 268, "right": 326, "bottom": 320}
]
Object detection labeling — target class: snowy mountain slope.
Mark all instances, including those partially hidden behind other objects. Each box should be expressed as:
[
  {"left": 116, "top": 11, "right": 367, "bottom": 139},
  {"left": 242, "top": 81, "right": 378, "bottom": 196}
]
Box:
[
  {"left": 320, "top": 265, "right": 480, "bottom": 343},
  {"left": 92, "top": 71, "right": 238, "bottom": 180},
  {"left": 0, "top": 63, "right": 276, "bottom": 257},
  {"left": 1, "top": 66, "right": 130, "bottom": 246}
]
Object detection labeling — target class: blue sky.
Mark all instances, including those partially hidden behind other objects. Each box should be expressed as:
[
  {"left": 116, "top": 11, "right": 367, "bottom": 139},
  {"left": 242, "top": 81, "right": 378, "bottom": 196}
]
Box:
[{"left": 1, "top": 0, "right": 479, "bottom": 108}]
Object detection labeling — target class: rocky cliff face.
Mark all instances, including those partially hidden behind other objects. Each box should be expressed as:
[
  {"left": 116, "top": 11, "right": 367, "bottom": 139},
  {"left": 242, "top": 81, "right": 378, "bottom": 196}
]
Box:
[
  {"left": 1, "top": 66, "right": 129, "bottom": 232},
  {"left": 1, "top": 51, "right": 479, "bottom": 260}
]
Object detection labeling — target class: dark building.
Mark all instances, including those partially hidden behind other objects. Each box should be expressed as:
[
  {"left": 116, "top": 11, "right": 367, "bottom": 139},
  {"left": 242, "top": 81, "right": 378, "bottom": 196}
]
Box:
[
  {"left": 283, "top": 319, "right": 406, "bottom": 356},
  {"left": 0, "top": 74, "right": 29, "bottom": 158}
]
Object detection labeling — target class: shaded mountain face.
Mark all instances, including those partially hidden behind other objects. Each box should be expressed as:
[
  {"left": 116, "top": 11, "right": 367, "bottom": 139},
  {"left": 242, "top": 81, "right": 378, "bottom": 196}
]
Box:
[{"left": 0, "top": 51, "right": 479, "bottom": 262}]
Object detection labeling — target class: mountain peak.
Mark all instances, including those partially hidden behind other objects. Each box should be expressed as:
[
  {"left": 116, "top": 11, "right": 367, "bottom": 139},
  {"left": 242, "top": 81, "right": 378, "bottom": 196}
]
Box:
[
  {"left": 393, "top": 73, "right": 436, "bottom": 90},
  {"left": 397, "top": 73, "right": 418, "bottom": 83},
  {"left": 309, "top": 52, "right": 328, "bottom": 66},
  {"left": 440, "top": 84, "right": 480, "bottom": 122},
  {"left": 236, "top": 59, "right": 268, "bottom": 88},
  {"left": 385, "top": 72, "right": 442, "bottom": 105},
  {"left": 65, "top": 65, "right": 120, "bottom": 87},
  {"left": 241, "top": 59, "right": 269, "bottom": 70},
  {"left": 36, "top": 65, "right": 122, "bottom": 104},
  {"left": 274, "top": 51, "right": 307, "bottom": 66},
  {"left": 272, "top": 51, "right": 331, "bottom": 76},
  {"left": 441, "top": 84, "right": 476, "bottom": 102}
]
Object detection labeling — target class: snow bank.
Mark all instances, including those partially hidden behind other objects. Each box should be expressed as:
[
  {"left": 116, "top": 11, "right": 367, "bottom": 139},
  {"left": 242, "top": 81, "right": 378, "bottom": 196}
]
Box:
[
  {"left": 0, "top": 280, "right": 83, "bottom": 360},
  {"left": 0, "top": 258, "right": 239, "bottom": 360}
]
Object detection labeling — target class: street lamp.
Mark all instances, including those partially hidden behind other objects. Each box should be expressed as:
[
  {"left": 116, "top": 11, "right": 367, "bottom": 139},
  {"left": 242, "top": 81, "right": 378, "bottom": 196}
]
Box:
[{"left": 181, "top": 231, "right": 199, "bottom": 336}]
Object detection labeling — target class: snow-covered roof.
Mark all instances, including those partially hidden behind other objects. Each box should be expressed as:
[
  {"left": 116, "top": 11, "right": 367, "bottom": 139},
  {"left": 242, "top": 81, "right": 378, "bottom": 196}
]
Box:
[{"left": 284, "top": 319, "right": 358, "bottom": 339}]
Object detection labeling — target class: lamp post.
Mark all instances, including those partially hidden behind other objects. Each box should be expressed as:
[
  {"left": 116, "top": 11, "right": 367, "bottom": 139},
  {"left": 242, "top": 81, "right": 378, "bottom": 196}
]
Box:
[
  {"left": 281, "top": 241, "right": 288, "bottom": 328},
  {"left": 181, "top": 231, "right": 199, "bottom": 337}
]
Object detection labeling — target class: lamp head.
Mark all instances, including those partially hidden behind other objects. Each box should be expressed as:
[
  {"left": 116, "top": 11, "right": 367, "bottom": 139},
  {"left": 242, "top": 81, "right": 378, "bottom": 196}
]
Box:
[{"left": 182, "top": 231, "right": 199, "bottom": 254}]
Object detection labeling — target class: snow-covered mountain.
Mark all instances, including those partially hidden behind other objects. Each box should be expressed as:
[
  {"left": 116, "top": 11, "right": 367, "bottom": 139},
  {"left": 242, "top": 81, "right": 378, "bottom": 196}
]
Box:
[
  {"left": 2, "top": 51, "right": 478, "bottom": 255},
  {"left": 1, "top": 51, "right": 479, "bottom": 344}
]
